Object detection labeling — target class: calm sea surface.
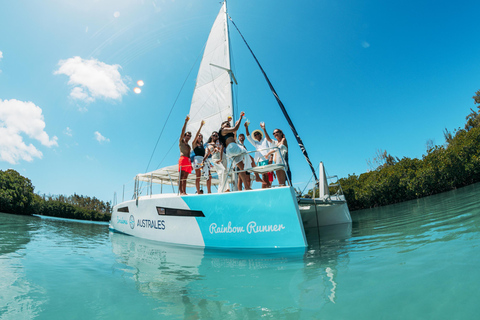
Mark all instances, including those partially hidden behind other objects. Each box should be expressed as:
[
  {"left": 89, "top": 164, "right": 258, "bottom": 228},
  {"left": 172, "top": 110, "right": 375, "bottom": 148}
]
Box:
[{"left": 1, "top": 184, "right": 480, "bottom": 319}]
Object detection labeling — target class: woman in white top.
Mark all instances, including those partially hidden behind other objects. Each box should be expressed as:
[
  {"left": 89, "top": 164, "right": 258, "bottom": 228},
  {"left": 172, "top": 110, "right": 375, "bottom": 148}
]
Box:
[
  {"left": 202, "top": 131, "right": 228, "bottom": 193},
  {"left": 245, "top": 122, "right": 273, "bottom": 188},
  {"left": 261, "top": 123, "right": 289, "bottom": 186}
]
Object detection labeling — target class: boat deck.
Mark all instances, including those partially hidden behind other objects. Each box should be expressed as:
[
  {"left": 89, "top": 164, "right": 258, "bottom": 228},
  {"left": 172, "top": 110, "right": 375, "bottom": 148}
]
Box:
[{"left": 297, "top": 197, "right": 346, "bottom": 205}]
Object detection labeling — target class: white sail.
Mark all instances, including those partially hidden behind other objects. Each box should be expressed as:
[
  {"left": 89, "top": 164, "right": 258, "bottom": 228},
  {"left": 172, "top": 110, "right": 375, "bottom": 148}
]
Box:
[{"left": 186, "top": 2, "right": 233, "bottom": 142}]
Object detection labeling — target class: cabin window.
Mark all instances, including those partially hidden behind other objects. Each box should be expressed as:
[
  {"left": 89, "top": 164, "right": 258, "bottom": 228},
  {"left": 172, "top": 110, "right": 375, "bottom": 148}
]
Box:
[
  {"left": 117, "top": 206, "right": 129, "bottom": 212},
  {"left": 156, "top": 207, "right": 204, "bottom": 217}
]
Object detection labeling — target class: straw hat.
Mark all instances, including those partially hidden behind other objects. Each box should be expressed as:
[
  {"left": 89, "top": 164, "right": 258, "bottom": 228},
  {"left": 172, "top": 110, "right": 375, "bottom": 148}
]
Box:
[{"left": 251, "top": 129, "right": 263, "bottom": 140}]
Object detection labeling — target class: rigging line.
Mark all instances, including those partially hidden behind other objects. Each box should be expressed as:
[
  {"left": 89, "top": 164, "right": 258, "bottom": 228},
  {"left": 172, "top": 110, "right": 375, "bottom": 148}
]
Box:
[
  {"left": 301, "top": 173, "right": 315, "bottom": 196},
  {"left": 144, "top": 42, "right": 207, "bottom": 174},
  {"left": 228, "top": 15, "right": 319, "bottom": 182},
  {"left": 155, "top": 138, "right": 178, "bottom": 170}
]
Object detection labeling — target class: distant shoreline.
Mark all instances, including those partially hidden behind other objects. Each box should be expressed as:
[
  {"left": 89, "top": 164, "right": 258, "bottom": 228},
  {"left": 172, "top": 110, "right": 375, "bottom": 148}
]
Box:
[{"left": 33, "top": 214, "right": 110, "bottom": 225}]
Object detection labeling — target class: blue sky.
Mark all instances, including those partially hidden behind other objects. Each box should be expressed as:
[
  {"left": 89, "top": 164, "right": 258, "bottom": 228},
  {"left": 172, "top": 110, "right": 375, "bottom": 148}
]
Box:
[{"left": 1, "top": 0, "right": 479, "bottom": 203}]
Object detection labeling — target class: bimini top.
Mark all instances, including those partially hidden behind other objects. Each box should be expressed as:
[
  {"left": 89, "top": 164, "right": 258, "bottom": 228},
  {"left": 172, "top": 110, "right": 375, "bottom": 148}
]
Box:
[{"left": 136, "top": 164, "right": 234, "bottom": 188}]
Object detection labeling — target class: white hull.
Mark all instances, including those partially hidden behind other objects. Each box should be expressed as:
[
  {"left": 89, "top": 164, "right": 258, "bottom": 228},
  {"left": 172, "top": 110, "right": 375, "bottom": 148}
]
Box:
[
  {"left": 298, "top": 196, "right": 352, "bottom": 228},
  {"left": 110, "top": 187, "right": 308, "bottom": 249}
]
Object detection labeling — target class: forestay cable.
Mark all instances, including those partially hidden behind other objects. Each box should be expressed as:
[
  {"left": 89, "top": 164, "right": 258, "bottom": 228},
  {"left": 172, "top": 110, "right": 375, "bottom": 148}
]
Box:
[
  {"left": 144, "top": 44, "right": 207, "bottom": 173},
  {"left": 228, "top": 16, "right": 319, "bottom": 182}
]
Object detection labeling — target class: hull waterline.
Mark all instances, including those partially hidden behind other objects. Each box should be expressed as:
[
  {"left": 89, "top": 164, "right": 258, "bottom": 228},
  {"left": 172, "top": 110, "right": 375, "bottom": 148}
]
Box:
[{"left": 110, "top": 187, "right": 308, "bottom": 249}]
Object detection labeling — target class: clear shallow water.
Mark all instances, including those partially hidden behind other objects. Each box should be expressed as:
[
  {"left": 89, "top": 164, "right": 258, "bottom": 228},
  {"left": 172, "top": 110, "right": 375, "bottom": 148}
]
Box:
[{"left": 1, "top": 184, "right": 479, "bottom": 319}]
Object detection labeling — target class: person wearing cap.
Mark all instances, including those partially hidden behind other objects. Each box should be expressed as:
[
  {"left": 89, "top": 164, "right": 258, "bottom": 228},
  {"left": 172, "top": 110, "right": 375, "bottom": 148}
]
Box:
[{"left": 245, "top": 122, "right": 273, "bottom": 188}]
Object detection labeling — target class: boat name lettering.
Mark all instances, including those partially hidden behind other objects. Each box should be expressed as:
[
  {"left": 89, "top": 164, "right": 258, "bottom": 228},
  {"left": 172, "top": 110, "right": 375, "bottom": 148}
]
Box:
[
  {"left": 117, "top": 216, "right": 128, "bottom": 225},
  {"left": 137, "top": 219, "right": 166, "bottom": 230},
  {"left": 246, "top": 221, "right": 285, "bottom": 234},
  {"left": 208, "top": 221, "right": 285, "bottom": 235},
  {"left": 209, "top": 221, "right": 244, "bottom": 234}
]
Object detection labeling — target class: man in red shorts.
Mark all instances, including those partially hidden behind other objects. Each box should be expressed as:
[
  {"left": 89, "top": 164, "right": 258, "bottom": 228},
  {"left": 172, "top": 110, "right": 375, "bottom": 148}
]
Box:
[{"left": 179, "top": 116, "right": 192, "bottom": 195}]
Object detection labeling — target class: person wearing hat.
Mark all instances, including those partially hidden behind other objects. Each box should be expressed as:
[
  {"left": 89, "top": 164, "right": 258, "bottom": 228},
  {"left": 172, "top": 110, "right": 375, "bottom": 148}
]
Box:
[{"left": 245, "top": 121, "right": 273, "bottom": 188}]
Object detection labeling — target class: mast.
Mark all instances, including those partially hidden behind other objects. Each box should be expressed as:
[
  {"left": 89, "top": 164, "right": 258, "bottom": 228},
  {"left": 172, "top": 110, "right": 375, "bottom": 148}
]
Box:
[{"left": 224, "top": 1, "right": 235, "bottom": 122}]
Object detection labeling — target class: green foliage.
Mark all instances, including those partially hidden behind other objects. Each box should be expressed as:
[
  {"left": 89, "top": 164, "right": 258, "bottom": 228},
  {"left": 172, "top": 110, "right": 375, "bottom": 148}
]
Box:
[
  {"left": 0, "top": 169, "right": 111, "bottom": 221},
  {"left": 34, "top": 199, "right": 111, "bottom": 222},
  {"left": 41, "top": 193, "right": 112, "bottom": 215},
  {"left": 309, "top": 90, "right": 480, "bottom": 211},
  {"left": 0, "top": 169, "right": 35, "bottom": 215}
]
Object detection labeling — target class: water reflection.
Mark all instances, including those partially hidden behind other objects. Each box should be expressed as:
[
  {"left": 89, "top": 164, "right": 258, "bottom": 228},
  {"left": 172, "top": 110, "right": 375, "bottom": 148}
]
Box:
[
  {"left": 30, "top": 215, "right": 109, "bottom": 253},
  {"left": 109, "top": 222, "right": 352, "bottom": 318},
  {"left": 0, "top": 213, "right": 45, "bottom": 319},
  {"left": 350, "top": 183, "right": 480, "bottom": 253},
  {"left": 0, "top": 213, "right": 38, "bottom": 256}
]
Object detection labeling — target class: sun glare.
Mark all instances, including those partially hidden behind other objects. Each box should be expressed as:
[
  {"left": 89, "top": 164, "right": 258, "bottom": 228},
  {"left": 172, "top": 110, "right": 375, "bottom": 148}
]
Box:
[
  {"left": 133, "top": 87, "right": 141, "bottom": 94},
  {"left": 137, "top": 80, "right": 144, "bottom": 86}
]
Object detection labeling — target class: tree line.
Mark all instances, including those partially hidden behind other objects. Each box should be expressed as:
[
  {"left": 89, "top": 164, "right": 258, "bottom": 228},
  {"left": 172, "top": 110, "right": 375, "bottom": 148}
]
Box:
[
  {"left": 311, "top": 90, "right": 480, "bottom": 211},
  {"left": 0, "top": 169, "right": 111, "bottom": 221}
]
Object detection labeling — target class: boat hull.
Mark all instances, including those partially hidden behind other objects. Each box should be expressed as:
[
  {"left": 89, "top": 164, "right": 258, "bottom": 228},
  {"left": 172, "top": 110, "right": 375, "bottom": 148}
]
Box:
[
  {"left": 110, "top": 187, "right": 307, "bottom": 249},
  {"left": 298, "top": 198, "right": 352, "bottom": 228}
]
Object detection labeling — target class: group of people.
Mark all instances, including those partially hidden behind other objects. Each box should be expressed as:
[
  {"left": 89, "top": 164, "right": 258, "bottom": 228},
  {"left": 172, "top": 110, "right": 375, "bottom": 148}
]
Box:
[{"left": 178, "top": 113, "right": 290, "bottom": 195}]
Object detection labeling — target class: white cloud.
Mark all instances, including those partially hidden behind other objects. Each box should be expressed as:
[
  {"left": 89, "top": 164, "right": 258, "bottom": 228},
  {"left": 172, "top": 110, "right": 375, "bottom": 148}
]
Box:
[
  {"left": 64, "top": 127, "right": 73, "bottom": 136},
  {"left": 0, "top": 99, "right": 58, "bottom": 164},
  {"left": 54, "top": 56, "right": 128, "bottom": 104},
  {"left": 94, "top": 131, "right": 110, "bottom": 143},
  {"left": 361, "top": 41, "right": 370, "bottom": 48},
  {"left": 0, "top": 50, "right": 3, "bottom": 60},
  {"left": 70, "top": 87, "right": 94, "bottom": 103}
]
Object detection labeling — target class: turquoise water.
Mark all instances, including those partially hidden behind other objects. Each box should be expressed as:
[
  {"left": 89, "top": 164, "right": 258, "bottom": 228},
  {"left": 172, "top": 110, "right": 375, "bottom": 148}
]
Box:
[{"left": 1, "top": 184, "right": 480, "bottom": 319}]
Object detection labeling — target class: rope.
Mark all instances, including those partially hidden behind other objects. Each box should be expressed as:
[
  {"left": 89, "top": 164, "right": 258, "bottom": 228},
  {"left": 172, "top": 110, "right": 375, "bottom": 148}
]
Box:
[
  {"left": 155, "top": 139, "right": 178, "bottom": 170},
  {"left": 144, "top": 43, "right": 207, "bottom": 173},
  {"left": 228, "top": 15, "right": 319, "bottom": 183}
]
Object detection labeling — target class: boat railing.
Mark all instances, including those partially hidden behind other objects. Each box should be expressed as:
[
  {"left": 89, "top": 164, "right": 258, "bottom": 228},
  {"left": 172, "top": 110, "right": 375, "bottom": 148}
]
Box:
[
  {"left": 222, "top": 145, "right": 291, "bottom": 188},
  {"left": 326, "top": 174, "right": 344, "bottom": 198},
  {"left": 129, "top": 145, "right": 290, "bottom": 200}
]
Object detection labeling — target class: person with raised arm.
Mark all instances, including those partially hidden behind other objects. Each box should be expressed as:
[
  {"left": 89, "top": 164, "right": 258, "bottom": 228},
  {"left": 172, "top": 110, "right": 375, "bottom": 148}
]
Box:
[
  {"left": 192, "top": 120, "right": 211, "bottom": 194},
  {"left": 261, "top": 122, "right": 290, "bottom": 186},
  {"left": 236, "top": 133, "right": 253, "bottom": 190},
  {"left": 202, "top": 131, "right": 227, "bottom": 193},
  {"left": 178, "top": 116, "right": 193, "bottom": 195},
  {"left": 245, "top": 121, "right": 272, "bottom": 188},
  {"left": 218, "top": 112, "right": 251, "bottom": 190}
]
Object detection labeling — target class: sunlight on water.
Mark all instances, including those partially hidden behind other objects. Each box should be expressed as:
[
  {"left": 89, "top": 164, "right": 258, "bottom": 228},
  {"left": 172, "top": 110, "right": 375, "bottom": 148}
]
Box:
[{"left": 1, "top": 183, "right": 479, "bottom": 319}]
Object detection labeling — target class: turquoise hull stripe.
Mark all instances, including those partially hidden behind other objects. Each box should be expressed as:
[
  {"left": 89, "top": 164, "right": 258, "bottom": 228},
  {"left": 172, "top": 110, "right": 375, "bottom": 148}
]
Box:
[{"left": 182, "top": 187, "right": 306, "bottom": 248}]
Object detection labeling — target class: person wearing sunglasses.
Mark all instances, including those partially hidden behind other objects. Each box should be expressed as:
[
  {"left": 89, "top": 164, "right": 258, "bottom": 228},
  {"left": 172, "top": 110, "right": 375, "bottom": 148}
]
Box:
[
  {"left": 191, "top": 120, "right": 211, "bottom": 194},
  {"left": 261, "top": 123, "right": 290, "bottom": 186},
  {"left": 178, "top": 116, "right": 193, "bottom": 195},
  {"left": 218, "top": 112, "right": 252, "bottom": 190},
  {"left": 245, "top": 121, "right": 272, "bottom": 188},
  {"left": 202, "top": 131, "right": 227, "bottom": 193}
]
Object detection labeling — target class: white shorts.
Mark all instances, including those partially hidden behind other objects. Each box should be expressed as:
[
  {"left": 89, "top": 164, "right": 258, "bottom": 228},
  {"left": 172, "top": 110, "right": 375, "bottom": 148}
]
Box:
[
  {"left": 192, "top": 156, "right": 204, "bottom": 170},
  {"left": 275, "top": 145, "right": 288, "bottom": 164},
  {"left": 226, "top": 143, "right": 251, "bottom": 169}
]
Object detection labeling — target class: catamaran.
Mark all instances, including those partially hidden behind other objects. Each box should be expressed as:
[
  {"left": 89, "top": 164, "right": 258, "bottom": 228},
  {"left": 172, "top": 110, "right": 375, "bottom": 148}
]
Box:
[{"left": 109, "top": 2, "right": 351, "bottom": 249}]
